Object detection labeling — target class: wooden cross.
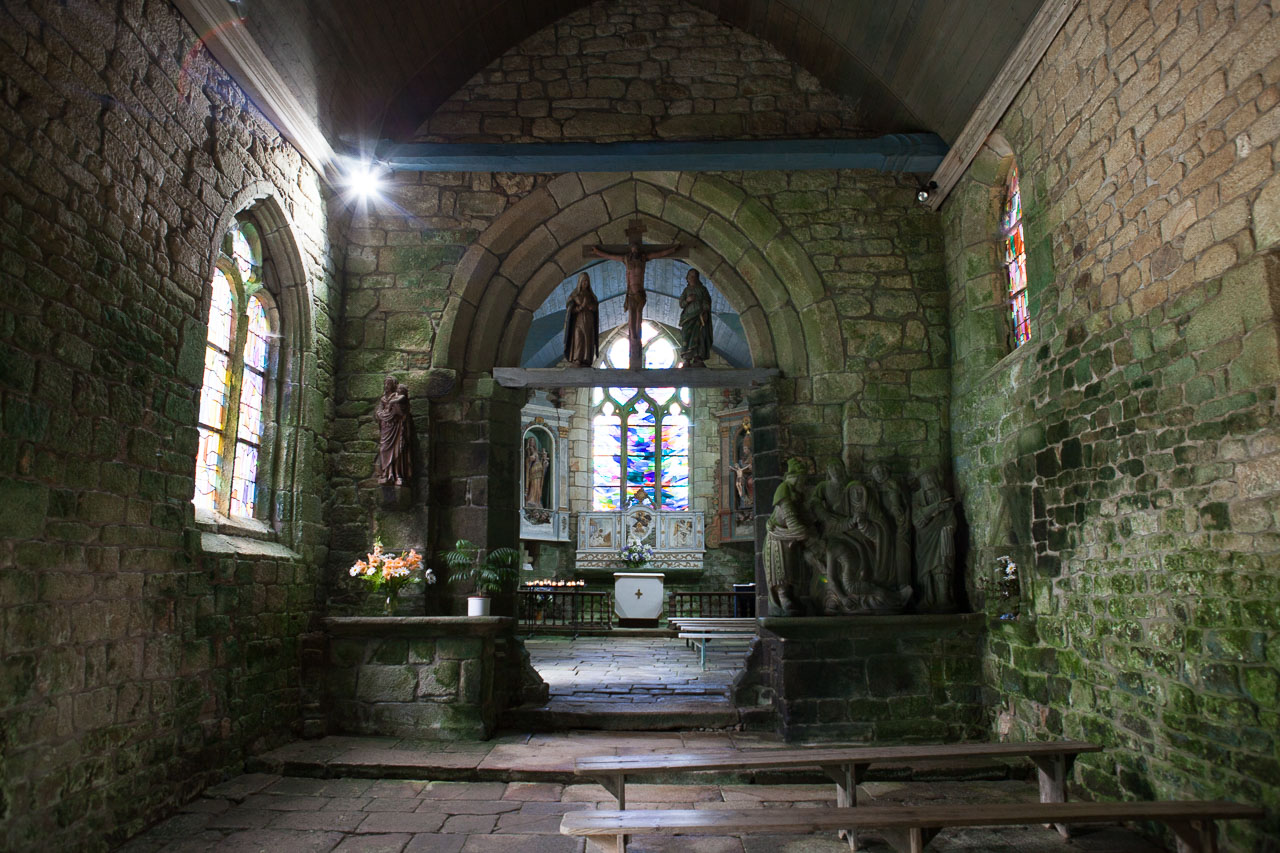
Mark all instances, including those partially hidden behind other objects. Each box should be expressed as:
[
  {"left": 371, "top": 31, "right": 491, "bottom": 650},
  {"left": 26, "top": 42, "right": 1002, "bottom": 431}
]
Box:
[{"left": 586, "top": 220, "right": 686, "bottom": 369}]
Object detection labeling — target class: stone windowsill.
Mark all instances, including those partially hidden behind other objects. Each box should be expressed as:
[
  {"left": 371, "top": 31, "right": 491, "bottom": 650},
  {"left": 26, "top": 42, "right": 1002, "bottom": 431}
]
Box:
[
  {"left": 323, "top": 616, "right": 515, "bottom": 638},
  {"left": 194, "top": 507, "right": 300, "bottom": 559}
]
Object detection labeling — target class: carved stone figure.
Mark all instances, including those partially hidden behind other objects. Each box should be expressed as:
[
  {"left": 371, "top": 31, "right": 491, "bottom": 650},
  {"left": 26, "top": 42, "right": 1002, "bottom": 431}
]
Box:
[
  {"left": 524, "top": 436, "right": 548, "bottom": 507},
  {"left": 913, "top": 468, "right": 958, "bottom": 612},
  {"left": 563, "top": 271, "right": 599, "bottom": 367},
  {"left": 804, "top": 459, "right": 910, "bottom": 614},
  {"left": 588, "top": 222, "right": 682, "bottom": 369},
  {"left": 871, "top": 462, "right": 912, "bottom": 589},
  {"left": 729, "top": 429, "right": 753, "bottom": 515},
  {"left": 765, "top": 459, "right": 812, "bottom": 616},
  {"left": 678, "top": 268, "right": 713, "bottom": 367},
  {"left": 375, "top": 376, "right": 412, "bottom": 486}
]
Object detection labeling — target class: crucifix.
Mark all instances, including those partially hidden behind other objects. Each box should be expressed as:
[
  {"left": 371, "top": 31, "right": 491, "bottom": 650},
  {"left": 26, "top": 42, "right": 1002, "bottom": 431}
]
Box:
[{"left": 586, "top": 220, "right": 686, "bottom": 369}]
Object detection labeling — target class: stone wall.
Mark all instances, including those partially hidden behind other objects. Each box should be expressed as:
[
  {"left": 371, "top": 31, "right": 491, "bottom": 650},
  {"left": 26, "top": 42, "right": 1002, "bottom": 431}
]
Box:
[
  {"left": 322, "top": 617, "right": 544, "bottom": 739},
  {"left": 748, "top": 615, "right": 988, "bottom": 743},
  {"left": 944, "top": 1, "right": 1280, "bottom": 846},
  {"left": 0, "top": 1, "right": 339, "bottom": 848}
]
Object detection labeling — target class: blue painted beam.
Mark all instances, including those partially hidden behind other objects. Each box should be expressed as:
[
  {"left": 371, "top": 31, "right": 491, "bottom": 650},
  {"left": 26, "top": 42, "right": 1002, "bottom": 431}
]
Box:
[{"left": 370, "top": 133, "right": 947, "bottom": 173}]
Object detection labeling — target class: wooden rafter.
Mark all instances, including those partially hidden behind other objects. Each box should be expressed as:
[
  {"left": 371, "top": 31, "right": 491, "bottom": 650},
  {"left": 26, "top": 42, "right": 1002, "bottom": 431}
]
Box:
[{"left": 925, "top": 0, "right": 1081, "bottom": 210}]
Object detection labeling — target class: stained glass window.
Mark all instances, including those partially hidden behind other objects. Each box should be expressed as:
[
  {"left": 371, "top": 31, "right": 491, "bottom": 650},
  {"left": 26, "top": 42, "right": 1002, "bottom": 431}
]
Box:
[
  {"left": 193, "top": 218, "right": 273, "bottom": 518},
  {"left": 591, "top": 322, "right": 691, "bottom": 511},
  {"left": 1002, "top": 164, "right": 1030, "bottom": 348}
]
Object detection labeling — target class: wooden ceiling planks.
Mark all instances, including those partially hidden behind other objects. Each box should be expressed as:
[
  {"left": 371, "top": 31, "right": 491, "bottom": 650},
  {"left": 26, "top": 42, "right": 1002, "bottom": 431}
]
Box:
[{"left": 208, "top": 0, "right": 1049, "bottom": 149}]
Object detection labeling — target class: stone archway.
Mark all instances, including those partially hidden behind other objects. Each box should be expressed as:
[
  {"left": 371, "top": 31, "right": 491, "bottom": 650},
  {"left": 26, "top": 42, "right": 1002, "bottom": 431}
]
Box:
[{"left": 436, "top": 172, "right": 838, "bottom": 377}]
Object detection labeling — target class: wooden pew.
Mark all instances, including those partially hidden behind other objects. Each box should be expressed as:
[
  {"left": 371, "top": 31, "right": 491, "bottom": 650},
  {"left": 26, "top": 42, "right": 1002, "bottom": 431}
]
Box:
[
  {"left": 561, "top": 799, "right": 1264, "bottom": 853},
  {"left": 574, "top": 740, "right": 1102, "bottom": 816},
  {"left": 667, "top": 617, "right": 755, "bottom": 666}
]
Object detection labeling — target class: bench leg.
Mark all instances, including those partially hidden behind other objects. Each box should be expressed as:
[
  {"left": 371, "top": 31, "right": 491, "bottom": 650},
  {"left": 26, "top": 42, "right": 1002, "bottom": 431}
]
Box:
[
  {"left": 823, "top": 762, "right": 867, "bottom": 850},
  {"left": 880, "top": 827, "right": 936, "bottom": 853},
  {"left": 1030, "top": 754, "right": 1072, "bottom": 838},
  {"left": 585, "top": 838, "right": 625, "bottom": 853},
  {"left": 596, "top": 773, "right": 627, "bottom": 809},
  {"left": 1170, "top": 819, "right": 1218, "bottom": 853}
]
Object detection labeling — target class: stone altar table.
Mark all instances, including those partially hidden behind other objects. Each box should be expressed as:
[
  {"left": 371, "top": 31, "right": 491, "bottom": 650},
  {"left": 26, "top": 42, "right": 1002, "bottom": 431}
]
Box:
[{"left": 614, "top": 572, "right": 665, "bottom": 628}]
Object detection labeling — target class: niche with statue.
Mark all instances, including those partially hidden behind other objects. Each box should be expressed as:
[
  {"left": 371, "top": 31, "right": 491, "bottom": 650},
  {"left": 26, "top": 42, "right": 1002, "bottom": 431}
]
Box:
[{"left": 519, "top": 393, "right": 570, "bottom": 541}]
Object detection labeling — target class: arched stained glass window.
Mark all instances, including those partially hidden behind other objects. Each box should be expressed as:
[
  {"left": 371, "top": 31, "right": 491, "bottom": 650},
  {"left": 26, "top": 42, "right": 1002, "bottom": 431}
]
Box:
[
  {"left": 592, "top": 322, "right": 691, "bottom": 511},
  {"left": 194, "top": 217, "right": 274, "bottom": 518},
  {"left": 1002, "top": 164, "right": 1030, "bottom": 348}
]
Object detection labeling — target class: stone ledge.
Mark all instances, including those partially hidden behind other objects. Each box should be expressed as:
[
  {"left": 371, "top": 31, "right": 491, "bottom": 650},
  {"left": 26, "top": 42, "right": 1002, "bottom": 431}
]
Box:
[
  {"left": 200, "top": 531, "right": 301, "bottom": 560},
  {"left": 759, "top": 612, "right": 985, "bottom": 638},
  {"left": 324, "top": 616, "right": 515, "bottom": 638}
]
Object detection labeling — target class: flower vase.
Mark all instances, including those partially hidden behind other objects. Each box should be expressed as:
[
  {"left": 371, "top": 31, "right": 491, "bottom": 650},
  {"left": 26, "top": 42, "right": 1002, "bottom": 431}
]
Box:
[{"left": 383, "top": 592, "right": 399, "bottom": 616}]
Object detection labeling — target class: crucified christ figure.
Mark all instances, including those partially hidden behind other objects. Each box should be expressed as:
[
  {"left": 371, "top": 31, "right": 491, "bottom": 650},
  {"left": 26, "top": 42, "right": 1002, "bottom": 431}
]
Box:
[{"left": 586, "top": 220, "right": 683, "bottom": 369}]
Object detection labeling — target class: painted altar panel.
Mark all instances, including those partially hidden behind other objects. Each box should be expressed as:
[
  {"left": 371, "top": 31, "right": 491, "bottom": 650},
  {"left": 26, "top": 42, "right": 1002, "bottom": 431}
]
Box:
[{"left": 575, "top": 508, "right": 704, "bottom": 574}]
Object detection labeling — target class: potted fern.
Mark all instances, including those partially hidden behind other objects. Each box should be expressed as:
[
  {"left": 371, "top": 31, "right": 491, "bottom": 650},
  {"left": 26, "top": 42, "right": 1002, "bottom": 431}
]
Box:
[{"left": 445, "top": 538, "right": 520, "bottom": 616}]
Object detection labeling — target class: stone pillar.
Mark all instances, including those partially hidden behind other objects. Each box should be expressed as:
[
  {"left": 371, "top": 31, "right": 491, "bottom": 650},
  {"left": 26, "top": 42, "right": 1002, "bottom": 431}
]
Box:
[
  {"left": 747, "top": 382, "right": 782, "bottom": 617},
  {"left": 431, "top": 373, "right": 523, "bottom": 614}
]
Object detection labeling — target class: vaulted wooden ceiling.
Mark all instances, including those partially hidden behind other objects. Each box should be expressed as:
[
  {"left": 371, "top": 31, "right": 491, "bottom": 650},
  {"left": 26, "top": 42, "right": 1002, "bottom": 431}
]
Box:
[{"left": 224, "top": 0, "right": 1043, "bottom": 147}]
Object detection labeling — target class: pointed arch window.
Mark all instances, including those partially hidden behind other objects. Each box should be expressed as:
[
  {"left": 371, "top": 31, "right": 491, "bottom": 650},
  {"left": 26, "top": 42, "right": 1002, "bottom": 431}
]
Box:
[
  {"left": 194, "top": 218, "right": 275, "bottom": 518},
  {"left": 591, "top": 322, "right": 690, "bottom": 511},
  {"left": 1002, "top": 163, "right": 1031, "bottom": 348}
]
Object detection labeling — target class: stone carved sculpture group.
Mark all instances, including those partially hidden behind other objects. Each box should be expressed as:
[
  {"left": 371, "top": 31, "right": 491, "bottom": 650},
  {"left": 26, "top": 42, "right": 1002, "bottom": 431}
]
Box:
[{"left": 765, "top": 458, "right": 958, "bottom": 616}]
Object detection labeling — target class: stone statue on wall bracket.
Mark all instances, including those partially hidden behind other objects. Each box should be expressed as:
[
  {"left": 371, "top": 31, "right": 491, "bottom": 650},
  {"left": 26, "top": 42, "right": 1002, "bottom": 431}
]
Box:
[
  {"left": 563, "top": 271, "right": 599, "bottom": 367},
  {"left": 912, "top": 468, "right": 958, "bottom": 612},
  {"left": 678, "top": 268, "right": 713, "bottom": 367},
  {"left": 375, "top": 376, "right": 413, "bottom": 505},
  {"left": 764, "top": 458, "right": 812, "bottom": 616}
]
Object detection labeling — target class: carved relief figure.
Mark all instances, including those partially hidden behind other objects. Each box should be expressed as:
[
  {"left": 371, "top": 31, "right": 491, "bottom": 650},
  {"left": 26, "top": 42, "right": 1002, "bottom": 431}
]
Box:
[
  {"left": 563, "top": 272, "right": 599, "bottom": 367},
  {"left": 871, "top": 462, "right": 913, "bottom": 589},
  {"left": 678, "top": 268, "right": 713, "bottom": 367},
  {"left": 375, "top": 376, "right": 412, "bottom": 486},
  {"left": 913, "top": 468, "right": 958, "bottom": 612},
  {"left": 672, "top": 518, "right": 694, "bottom": 548},
  {"left": 524, "top": 435, "right": 548, "bottom": 507},
  {"left": 765, "top": 459, "right": 812, "bottom": 616}
]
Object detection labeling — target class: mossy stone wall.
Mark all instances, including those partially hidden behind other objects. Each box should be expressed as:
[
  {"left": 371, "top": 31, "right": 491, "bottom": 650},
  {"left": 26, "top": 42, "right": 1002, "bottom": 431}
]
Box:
[{"left": 945, "top": 1, "right": 1280, "bottom": 847}]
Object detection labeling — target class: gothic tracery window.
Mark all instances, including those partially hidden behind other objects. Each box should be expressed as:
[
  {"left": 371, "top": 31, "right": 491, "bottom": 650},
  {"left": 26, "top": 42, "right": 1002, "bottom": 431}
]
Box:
[
  {"left": 194, "top": 218, "right": 274, "bottom": 518},
  {"left": 591, "top": 322, "right": 690, "bottom": 511},
  {"left": 1002, "top": 163, "right": 1030, "bottom": 348}
]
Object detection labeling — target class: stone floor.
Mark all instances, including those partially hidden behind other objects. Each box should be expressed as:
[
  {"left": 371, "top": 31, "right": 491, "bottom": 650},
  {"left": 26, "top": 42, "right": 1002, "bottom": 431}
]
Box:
[
  {"left": 115, "top": 772, "right": 1166, "bottom": 853},
  {"left": 524, "top": 635, "right": 752, "bottom": 704}
]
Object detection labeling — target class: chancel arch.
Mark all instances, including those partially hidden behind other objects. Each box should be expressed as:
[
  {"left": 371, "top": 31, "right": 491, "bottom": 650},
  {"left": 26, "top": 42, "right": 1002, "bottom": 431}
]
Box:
[{"left": 437, "top": 174, "right": 833, "bottom": 376}]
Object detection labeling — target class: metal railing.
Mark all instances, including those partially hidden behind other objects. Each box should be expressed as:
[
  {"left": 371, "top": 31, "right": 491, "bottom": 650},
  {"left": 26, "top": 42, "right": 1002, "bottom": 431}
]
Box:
[
  {"left": 667, "top": 589, "right": 755, "bottom": 618},
  {"left": 518, "top": 588, "right": 614, "bottom": 632}
]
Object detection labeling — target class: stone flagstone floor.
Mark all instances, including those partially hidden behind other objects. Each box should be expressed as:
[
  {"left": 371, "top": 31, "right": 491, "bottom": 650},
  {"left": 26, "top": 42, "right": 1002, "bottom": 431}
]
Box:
[
  {"left": 115, "top": 772, "right": 1165, "bottom": 853},
  {"left": 524, "top": 635, "right": 751, "bottom": 704}
]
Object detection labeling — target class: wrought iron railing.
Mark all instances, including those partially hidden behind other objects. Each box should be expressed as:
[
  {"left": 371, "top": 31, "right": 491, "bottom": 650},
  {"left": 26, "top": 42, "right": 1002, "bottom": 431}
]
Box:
[
  {"left": 518, "top": 588, "right": 614, "bottom": 632},
  {"left": 667, "top": 589, "right": 755, "bottom": 619}
]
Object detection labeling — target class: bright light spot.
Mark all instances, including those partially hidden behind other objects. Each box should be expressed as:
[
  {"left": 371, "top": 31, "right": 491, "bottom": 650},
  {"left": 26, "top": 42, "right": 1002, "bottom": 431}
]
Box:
[{"left": 346, "top": 161, "right": 386, "bottom": 200}]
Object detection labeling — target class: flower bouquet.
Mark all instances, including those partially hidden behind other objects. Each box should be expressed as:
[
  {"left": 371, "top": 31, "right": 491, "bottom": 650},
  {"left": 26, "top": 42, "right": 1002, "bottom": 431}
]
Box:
[
  {"left": 349, "top": 541, "right": 435, "bottom": 615},
  {"left": 619, "top": 541, "right": 654, "bottom": 569},
  {"left": 994, "top": 555, "right": 1019, "bottom": 621}
]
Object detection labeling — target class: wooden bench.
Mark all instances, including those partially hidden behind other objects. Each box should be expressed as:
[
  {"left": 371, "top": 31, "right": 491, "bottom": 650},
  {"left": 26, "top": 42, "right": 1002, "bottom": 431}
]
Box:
[
  {"left": 676, "top": 630, "right": 755, "bottom": 668},
  {"left": 667, "top": 617, "right": 755, "bottom": 667},
  {"left": 575, "top": 740, "right": 1102, "bottom": 815},
  {"left": 561, "top": 799, "right": 1264, "bottom": 853}
]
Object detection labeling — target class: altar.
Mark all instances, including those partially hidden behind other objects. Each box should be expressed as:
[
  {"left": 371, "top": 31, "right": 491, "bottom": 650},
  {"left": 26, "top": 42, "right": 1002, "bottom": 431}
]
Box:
[{"left": 613, "top": 572, "right": 665, "bottom": 627}]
